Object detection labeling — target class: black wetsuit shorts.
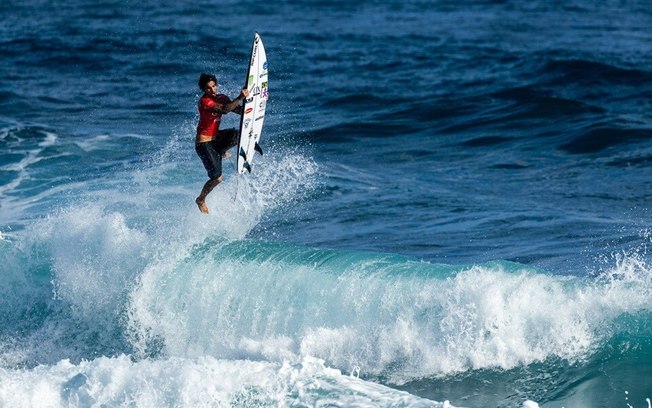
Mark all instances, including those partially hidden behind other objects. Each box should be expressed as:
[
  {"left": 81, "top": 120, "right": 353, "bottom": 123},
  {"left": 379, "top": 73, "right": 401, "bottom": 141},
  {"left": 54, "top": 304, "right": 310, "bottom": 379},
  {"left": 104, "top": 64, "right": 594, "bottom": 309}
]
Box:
[{"left": 195, "top": 128, "right": 239, "bottom": 180}]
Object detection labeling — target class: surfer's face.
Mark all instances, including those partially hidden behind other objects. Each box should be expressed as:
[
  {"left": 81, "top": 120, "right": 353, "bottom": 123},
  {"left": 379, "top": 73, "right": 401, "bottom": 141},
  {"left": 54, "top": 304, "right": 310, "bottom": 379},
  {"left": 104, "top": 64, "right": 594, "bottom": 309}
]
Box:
[{"left": 205, "top": 80, "right": 218, "bottom": 96}]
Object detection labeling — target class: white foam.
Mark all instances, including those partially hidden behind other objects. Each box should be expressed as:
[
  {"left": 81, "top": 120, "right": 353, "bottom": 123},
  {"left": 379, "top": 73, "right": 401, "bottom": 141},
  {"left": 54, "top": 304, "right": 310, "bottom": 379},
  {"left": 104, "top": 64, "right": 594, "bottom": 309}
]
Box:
[
  {"left": 35, "top": 206, "right": 147, "bottom": 322},
  {"left": 0, "top": 129, "right": 59, "bottom": 197},
  {"left": 73, "top": 133, "right": 148, "bottom": 152},
  {"left": 0, "top": 355, "right": 453, "bottom": 408}
]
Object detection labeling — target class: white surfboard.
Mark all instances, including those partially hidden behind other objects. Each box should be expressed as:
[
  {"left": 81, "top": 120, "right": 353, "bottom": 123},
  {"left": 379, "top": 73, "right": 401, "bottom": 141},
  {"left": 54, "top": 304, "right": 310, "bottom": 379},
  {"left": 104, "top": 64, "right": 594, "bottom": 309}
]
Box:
[{"left": 237, "top": 33, "right": 268, "bottom": 174}]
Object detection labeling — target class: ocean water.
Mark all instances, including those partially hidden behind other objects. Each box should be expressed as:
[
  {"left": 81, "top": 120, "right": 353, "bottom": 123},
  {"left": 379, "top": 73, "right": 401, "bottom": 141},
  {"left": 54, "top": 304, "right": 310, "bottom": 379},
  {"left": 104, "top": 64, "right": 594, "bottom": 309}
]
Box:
[{"left": 1, "top": 0, "right": 651, "bottom": 407}]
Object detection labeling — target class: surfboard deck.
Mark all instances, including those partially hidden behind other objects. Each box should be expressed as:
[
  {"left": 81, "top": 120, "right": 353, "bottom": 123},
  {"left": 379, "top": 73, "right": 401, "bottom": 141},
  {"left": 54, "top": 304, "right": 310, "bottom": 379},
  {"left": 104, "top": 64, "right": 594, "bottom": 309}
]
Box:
[{"left": 237, "top": 33, "right": 268, "bottom": 174}]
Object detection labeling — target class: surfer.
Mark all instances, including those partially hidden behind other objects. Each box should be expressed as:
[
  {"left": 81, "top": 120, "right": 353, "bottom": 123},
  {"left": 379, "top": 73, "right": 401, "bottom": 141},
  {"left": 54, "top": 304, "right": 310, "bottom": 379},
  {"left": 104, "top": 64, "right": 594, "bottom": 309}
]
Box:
[{"left": 194, "top": 73, "right": 249, "bottom": 214}]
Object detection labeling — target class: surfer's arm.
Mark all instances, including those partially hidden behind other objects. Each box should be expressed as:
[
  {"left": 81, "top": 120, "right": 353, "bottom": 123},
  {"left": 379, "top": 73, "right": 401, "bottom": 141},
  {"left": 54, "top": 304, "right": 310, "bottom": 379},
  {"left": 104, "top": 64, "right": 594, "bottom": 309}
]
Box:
[{"left": 211, "top": 89, "right": 249, "bottom": 114}]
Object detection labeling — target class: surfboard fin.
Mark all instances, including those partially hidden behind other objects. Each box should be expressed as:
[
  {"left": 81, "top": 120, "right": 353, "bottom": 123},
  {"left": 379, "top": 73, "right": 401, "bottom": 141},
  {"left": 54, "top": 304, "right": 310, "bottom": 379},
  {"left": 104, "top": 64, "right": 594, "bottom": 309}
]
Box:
[
  {"left": 239, "top": 147, "right": 248, "bottom": 161},
  {"left": 255, "top": 142, "right": 264, "bottom": 156},
  {"left": 243, "top": 162, "right": 252, "bottom": 173}
]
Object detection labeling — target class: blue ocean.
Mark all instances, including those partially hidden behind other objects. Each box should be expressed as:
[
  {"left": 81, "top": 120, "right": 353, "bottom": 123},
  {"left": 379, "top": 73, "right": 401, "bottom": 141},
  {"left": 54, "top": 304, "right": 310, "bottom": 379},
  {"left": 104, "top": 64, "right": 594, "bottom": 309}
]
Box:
[{"left": 1, "top": 0, "right": 651, "bottom": 407}]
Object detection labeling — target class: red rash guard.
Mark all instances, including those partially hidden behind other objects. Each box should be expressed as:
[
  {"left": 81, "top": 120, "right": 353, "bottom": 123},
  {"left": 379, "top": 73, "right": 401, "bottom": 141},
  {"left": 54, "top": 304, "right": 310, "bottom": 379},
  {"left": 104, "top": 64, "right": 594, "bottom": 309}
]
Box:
[{"left": 197, "top": 94, "right": 231, "bottom": 137}]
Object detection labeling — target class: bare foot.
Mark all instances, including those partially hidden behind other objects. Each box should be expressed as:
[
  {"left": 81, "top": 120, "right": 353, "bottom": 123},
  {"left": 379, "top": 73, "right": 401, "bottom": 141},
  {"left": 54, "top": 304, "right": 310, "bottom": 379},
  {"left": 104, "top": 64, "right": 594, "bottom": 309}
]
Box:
[
  {"left": 195, "top": 197, "right": 209, "bottom": 214},
  {"left": 223, "top": 151, "right": 231, "bottom": 158}
]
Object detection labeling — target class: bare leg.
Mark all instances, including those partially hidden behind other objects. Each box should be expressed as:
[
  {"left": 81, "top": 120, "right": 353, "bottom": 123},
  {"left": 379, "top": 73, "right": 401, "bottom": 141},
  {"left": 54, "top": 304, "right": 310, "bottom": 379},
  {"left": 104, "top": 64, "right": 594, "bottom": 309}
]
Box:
[{"left": 195, "top": 176, "right": 222, "bottom": 214}]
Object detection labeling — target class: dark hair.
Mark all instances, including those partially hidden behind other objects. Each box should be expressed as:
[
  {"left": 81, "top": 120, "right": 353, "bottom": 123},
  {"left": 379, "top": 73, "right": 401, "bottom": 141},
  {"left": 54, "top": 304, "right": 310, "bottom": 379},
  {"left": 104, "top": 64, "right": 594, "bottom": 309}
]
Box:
[{"left": 198, "top": 73, "right": 217, "bottom": 91}]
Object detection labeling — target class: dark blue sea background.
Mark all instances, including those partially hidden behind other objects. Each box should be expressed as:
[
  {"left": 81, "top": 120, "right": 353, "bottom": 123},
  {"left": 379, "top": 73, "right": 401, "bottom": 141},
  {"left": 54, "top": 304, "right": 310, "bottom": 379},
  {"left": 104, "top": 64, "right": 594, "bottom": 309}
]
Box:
[{"left": 1, "top": 1, "right": 651, "bottom": 407}]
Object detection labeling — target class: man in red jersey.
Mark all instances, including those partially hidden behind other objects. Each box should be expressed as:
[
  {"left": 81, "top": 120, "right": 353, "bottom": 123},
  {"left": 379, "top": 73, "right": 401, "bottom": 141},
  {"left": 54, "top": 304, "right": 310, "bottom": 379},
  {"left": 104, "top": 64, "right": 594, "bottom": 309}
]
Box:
[{"left": 194, "top": 73, "right": 249, "bottom": 214}]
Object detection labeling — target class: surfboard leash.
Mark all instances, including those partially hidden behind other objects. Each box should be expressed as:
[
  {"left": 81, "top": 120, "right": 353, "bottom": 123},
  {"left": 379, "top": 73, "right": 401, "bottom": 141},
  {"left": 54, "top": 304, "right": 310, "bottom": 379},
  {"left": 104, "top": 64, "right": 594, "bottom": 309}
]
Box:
[{"left": 234, "top": 173, "right": 240, "bottom": 202}]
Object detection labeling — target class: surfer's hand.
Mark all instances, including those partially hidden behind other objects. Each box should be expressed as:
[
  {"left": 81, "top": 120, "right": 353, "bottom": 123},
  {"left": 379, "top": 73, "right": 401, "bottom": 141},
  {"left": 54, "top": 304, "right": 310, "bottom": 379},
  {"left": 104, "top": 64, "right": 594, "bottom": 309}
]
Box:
[{"left": 240, "top": 88, "right": 250, "bottom": 98}]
